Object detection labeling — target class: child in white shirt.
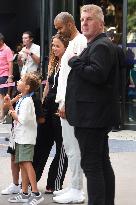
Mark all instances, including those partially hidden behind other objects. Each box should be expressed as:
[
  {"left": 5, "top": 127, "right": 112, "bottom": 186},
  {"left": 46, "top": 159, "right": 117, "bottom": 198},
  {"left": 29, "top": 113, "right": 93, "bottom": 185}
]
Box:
[{"left": 5, "top": 72, "right": 44, "bottom": 205}]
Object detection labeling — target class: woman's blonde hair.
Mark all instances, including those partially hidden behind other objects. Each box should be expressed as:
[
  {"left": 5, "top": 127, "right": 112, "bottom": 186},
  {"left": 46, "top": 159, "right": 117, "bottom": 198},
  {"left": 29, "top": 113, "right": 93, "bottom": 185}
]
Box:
[{"left": 48, "top": 33, "right": 69, "bottom": 76}]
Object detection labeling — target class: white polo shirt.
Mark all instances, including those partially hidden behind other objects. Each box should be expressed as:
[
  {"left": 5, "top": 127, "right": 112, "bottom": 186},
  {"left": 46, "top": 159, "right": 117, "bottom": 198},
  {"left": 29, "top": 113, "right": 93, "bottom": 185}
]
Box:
[
  {"left": 20, "top": 43, "right": 40, "bottom": 75},
  {"left": 56, "top": 33, "right": 87, "bottom": 108}
]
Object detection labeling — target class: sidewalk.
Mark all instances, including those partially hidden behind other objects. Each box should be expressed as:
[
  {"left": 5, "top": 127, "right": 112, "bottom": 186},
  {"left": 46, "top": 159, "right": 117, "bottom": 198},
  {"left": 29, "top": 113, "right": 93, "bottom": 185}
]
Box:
[{"left": 0, "top": 124, "right": 136, "bottom": 205}]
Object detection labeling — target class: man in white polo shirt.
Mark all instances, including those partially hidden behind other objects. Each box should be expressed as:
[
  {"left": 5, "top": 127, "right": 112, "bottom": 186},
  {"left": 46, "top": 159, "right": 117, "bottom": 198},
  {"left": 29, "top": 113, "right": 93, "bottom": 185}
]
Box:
[{"left": 18, "top": 31, "right": 40, "bottom": 75}]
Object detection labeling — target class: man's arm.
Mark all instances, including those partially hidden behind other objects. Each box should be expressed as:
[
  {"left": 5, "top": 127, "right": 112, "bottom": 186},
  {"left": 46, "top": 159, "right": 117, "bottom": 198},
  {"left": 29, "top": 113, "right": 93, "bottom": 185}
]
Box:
[
  {"left": 68, "top": 44, "right": 113, "bottom": 85},
  {"left": 58, "top": 104, "right": 66, "bottom": 119},
  {"left": 18, "top": 48, "right": 40, "bottom": 66},
  {"left": 24, "top": 48, "right": 40, "bottom": 65},
  {"left": 30, "top": 52, "right": 40, "bottom": 65},
  {"left": 7, "top": 61, "right": 13, "bottom": 83},
  {"left": 56, "top": 36, "right": 87, "bottom": 119}
]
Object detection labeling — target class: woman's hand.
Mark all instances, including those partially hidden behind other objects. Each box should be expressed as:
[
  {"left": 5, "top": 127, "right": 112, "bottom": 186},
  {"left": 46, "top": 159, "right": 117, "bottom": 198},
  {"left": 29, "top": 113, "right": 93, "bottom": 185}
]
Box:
[
  {"left": 37, "top": 117, "right": 45, "bottom": 124},
  {"left": 42, "top": 81, "right": 49, "bottom": 103}
]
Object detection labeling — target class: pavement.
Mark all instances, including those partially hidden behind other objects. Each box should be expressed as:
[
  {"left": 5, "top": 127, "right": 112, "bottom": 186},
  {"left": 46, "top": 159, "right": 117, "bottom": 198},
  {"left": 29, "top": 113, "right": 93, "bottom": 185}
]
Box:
[{"left": 1, "top": 124, "right": 136, "bottom": 205}]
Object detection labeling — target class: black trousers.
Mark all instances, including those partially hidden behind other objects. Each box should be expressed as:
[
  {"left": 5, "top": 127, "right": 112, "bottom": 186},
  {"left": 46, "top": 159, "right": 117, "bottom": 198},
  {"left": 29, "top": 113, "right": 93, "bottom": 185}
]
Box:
[
  {"left": 33, "top": 113, "right": 68, "bottom": 191},
  {"left": 75, "top": 127, "right": 115, "bottom": 205}
]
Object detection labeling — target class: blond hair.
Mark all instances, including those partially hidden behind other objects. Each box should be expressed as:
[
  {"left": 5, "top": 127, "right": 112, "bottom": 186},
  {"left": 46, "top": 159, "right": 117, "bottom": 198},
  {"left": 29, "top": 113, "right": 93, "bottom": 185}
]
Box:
[
  {"left": 48, "top": 33, "right": 69, "bottom": 76},
  {"left": 81, "top": 4, "right": 104, "bottom": 23},
  {"left": 23, "top": 72, "right": 41, "bottom": 93}
]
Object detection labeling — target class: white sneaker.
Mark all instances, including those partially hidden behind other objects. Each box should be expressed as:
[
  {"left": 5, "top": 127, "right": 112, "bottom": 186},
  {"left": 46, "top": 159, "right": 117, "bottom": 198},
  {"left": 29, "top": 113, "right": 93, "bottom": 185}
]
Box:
[
  {"left": 1, "top": 183, "right": 21, "bottom": 195},
  {"left": 53, "top": 187, "right": 70, "bottom": 196},
  {"left": 53, "top": 188, "right": 85, "bottom": 204}
]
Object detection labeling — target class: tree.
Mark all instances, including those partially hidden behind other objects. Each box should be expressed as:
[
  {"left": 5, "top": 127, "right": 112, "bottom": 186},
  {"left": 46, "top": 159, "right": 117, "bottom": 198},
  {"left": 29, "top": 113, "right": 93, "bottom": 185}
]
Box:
[{"left": 127, "top": 0, "right": 136, "bottom": 32}]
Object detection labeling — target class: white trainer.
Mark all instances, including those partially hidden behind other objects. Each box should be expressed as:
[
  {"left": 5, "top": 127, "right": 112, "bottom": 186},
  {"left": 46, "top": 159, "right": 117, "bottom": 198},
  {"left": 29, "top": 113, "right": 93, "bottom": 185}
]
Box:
[
  {"left": 1, "top": 183, "right": 21, "bottom": 195},
  {"left": 53, "top": 187, "right": 70, "bottom": 196},
  {"left": 53, "top": 188, "right": 85, "bottom": 204}
]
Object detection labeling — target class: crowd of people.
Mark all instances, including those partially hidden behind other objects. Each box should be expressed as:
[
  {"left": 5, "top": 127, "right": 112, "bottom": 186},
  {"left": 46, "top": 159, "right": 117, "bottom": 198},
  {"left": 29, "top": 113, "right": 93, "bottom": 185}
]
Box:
[{"left": 0, "top": 4, "right": 123, "bottom": 205}]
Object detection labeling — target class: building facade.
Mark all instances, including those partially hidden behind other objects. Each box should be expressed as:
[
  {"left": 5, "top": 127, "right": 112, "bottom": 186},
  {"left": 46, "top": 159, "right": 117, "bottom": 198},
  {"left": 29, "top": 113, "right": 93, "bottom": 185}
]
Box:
[{"left": 1, "top": 0, "right": 136, "bottom": 129}]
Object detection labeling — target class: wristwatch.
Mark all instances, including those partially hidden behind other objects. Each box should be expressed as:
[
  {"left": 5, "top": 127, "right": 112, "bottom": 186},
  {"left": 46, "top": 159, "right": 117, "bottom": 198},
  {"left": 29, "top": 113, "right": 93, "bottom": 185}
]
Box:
[{"left": 30, "top": 52, "right": 34, "bottom": 56}]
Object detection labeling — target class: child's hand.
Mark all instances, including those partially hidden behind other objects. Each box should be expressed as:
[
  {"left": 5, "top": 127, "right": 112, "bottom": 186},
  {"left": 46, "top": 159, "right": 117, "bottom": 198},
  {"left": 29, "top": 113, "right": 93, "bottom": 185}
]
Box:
[
  {"left": 4, "top": 94, "right": 11, "bottom": 102},
  {"left": 12, "top": 94, "right": 22, "bottom": 104},
  {"left": 3, "top": 94, "right": 12, "bottom": 109}
]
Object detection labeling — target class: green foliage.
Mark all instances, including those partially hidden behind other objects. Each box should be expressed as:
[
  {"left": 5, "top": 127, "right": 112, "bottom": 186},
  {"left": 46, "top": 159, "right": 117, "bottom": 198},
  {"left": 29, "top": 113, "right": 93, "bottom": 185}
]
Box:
[{"left": 128, "top": 0, "right": 136, "bottom": 32}]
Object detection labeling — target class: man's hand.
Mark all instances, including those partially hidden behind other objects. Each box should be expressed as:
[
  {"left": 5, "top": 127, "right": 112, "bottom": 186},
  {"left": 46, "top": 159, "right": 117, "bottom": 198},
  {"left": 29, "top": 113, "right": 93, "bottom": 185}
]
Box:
[
  {"left": 23, "top": 48, "right": 31, "bottom": 55},
  {"left": 58, "top": 105, "right": 66, "bottom": 119}
]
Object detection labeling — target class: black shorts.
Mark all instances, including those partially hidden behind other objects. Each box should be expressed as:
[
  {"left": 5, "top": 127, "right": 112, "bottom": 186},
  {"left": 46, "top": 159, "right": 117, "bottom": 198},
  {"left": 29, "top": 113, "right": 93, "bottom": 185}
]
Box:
[
  {"left": 0, "top": 76, "right": 8, "bottom": 95},
  {"left": 7, "top": 146, "right": 15, "bottom": 155}
]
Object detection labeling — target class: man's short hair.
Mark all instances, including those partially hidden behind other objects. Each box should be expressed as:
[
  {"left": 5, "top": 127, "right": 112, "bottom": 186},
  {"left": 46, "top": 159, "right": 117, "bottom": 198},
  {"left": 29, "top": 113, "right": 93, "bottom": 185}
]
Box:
[
  {"left": 54, "top": 12, "right": 75, "bottom": 25},
  {"left": 0, "top": 33, "right": 5, "bottom": 42},
  {"left": 23, "top": 31, "right": 34, "bottom": 39},
  {"left": 81, "top": 4, "right": 104, "bottom": 23}
]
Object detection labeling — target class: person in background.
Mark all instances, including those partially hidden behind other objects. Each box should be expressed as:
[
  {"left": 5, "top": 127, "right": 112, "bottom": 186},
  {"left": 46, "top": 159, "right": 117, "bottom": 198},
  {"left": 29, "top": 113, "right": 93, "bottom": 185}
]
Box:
[
  {"left": 1, "top": 93, "right": 22, "bottom": 195},
  {"left": 0, "top": 33, "right": 13, "bottom": 122},
  {"left": 53, "top": 12, "right": 87, "bottom": 204},
  {"left": 18, "top": 31, "right": 40, "bottom": 75},
  {"left": 33, "top": 33, "right": 69, "bottom": 194},
  {"left": 106, "top": 27, "right": 126, "bottom": 131},
  {"left": 9, "top": 43, "right": 23, "bottom": 98},
  {"left": 5, "top": 73, "right": 44, "bottom": 205},
  {"left": 65, "top": 4, "right": 120, "bottom": 205},
  {"left": 13, "top": 43, "right": 23, "bottom": 82}
]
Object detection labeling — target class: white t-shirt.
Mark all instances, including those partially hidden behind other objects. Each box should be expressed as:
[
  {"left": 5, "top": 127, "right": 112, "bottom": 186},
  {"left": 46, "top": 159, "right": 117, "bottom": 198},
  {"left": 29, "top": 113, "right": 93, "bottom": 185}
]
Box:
[
  {"left": 55, "top": 33, "right": 87, "bottom": 108},
  {"left": 20, "top": 43, "right": 40, "bottom": 75},
  {"left": 14, "top": 96, "right": 37, "bottom": 145}
]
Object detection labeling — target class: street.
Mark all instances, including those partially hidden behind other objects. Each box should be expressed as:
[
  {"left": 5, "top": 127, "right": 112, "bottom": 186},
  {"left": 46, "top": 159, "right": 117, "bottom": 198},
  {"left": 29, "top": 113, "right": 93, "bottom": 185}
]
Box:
[{"left": 1, "top": 124, "right": 136, "bottom": 205}]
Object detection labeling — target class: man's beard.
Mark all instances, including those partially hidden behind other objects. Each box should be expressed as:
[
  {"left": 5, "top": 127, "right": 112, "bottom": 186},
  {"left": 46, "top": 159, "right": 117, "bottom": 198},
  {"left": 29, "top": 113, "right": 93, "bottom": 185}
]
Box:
[{"left": 60, "top": 31, "right": 71, "bottom": 39}]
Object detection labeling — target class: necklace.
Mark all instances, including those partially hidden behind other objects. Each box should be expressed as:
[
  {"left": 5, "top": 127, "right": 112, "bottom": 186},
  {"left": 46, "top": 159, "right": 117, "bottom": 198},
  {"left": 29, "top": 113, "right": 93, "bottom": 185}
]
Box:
[
  {"left": 15, "top": 92, "right": 34, "bottom": 114},
  {"left": 52, "top": 63, "right": 61, "bottom": 88}
]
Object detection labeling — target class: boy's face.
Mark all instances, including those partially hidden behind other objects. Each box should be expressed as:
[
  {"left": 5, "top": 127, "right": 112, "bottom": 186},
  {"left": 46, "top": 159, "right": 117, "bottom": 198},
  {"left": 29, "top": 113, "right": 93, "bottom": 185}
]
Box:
[{"left": 17, "top": 76, "right": 29, "bottom": 94}]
